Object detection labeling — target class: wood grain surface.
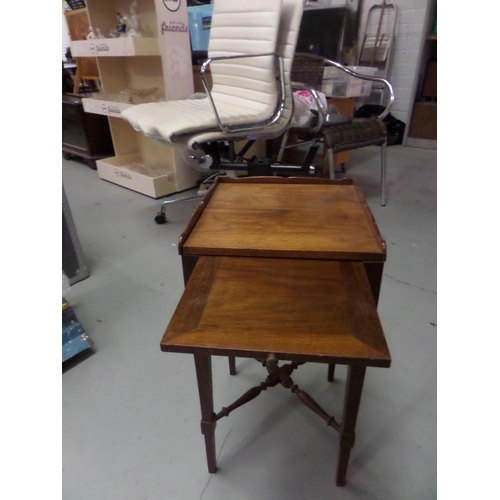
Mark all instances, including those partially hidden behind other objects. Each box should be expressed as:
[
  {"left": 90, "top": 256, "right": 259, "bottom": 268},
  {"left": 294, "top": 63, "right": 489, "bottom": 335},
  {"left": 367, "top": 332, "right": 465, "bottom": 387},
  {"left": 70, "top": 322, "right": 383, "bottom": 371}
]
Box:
[
  {"left": 181, "top": 177, "right": 385, "bottom": 262},
  {"left": 162, "top": 256, "right": 391, "bottom": 367},
  {"left": 65, "top": 8, "right": 99, "bottom": 79}
]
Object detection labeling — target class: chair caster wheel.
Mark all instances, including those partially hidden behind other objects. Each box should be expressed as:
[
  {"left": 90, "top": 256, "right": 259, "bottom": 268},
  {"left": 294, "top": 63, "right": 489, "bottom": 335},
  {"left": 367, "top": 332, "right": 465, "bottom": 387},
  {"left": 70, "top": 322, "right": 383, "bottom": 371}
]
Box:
[{"left": 154, "top": 213, "right": 167, "bottom": 224}]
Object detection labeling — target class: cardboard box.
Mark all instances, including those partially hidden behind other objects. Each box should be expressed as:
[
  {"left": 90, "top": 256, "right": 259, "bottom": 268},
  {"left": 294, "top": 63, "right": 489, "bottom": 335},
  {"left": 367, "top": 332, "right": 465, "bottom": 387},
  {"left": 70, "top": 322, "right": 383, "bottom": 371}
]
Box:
[{"left": 408, "top": 102, "right": 437, "bottom": 140}]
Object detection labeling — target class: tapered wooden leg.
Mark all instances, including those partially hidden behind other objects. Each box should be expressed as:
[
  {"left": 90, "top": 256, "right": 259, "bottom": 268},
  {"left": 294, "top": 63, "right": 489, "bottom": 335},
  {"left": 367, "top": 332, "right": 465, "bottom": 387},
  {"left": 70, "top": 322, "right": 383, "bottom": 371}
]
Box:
[
  {"left": 327, "top": 364, "right": 336, "bottom": 382},
  {"left": 228, "top": 355, "right": 236, "bottom": 376},
  {"left": 194, "top": 354, "right": 217, "bottom": 473},
  {"left": 336, "top": 365, "right": 366, "bottom": 486}
]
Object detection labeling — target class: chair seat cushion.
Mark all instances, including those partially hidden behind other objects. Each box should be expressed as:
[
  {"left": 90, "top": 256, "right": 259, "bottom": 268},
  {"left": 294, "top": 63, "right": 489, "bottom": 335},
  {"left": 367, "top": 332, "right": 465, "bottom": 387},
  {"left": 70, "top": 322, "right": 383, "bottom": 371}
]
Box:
[
  {"left": 122, "top": 95, "right": 274, "bottom": 143},
  {"left": 322, "top": 118, "right": 387, "bottom": 153}
]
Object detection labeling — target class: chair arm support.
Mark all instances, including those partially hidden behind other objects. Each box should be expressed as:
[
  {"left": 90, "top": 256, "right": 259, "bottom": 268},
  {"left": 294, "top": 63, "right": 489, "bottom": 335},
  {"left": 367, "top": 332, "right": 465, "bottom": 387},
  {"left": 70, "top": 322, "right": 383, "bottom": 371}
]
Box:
[
  {"left": 322, "top": 58, "right": 395, "bottom": 120},
  {"left": 200, "top": 53, "right": 286, "bottom": 134},
  {"left": 290, "top": 81, "right": 326, "bottom": 134}
]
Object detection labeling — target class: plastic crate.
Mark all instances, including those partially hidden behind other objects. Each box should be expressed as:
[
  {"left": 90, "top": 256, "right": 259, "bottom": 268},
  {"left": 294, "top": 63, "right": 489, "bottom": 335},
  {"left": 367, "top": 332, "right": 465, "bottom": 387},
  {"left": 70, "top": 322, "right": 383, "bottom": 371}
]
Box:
[
  {"left": 188, "top": 5, "right": 213, "bottom": 51},
  {"left": 322, "top": 66, "right": 377, "bottom": 98},
  {"left": 66, "top": 0, "right": 86, "bottom": 10}
]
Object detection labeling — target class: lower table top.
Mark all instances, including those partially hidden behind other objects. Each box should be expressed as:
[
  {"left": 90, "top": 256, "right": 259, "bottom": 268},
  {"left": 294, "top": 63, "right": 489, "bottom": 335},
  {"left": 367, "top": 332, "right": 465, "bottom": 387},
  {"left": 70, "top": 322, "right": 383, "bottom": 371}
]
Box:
[{"left": 162, "top": 256, "right": 391, "bottom": 367}]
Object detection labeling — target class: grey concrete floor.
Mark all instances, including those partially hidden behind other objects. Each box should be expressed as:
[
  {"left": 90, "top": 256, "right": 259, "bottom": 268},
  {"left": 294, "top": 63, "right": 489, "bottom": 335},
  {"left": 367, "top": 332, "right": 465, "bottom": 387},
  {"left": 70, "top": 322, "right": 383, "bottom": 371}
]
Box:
[{"left": 62, "top": 145, "right": 436, "bottom": 500}]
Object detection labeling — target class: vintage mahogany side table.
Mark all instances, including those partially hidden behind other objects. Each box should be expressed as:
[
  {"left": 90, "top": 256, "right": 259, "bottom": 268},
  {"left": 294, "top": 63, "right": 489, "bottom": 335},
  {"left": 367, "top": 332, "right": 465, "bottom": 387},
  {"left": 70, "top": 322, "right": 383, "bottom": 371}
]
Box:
[
  {"left": 178, "top": 176, "right": 387, "bottom": 381},
  {"left": 162, "top": 176, "right": 391, "bottom": 486},
  {"left": 162, "top": 256, "right": 391, "bottom": 486}
]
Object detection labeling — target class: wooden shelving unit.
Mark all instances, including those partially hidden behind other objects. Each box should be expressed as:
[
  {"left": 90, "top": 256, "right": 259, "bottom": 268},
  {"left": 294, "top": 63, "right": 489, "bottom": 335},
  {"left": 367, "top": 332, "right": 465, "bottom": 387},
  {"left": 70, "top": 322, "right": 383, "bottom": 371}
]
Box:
[{"left": 66, "top": 0, "right": 200, "bottom": 198}]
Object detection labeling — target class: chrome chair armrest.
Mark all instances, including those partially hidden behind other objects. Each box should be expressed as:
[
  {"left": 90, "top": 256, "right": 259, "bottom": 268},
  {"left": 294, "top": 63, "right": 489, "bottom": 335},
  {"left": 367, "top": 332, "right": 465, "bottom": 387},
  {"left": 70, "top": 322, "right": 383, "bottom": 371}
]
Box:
[
  {"left": 322, "top": 58, "right": 395, "bottom": 120},
  {"left": 200, "top": 52, "right": 286, "bottom": 133},
  {"left": 290, "top": 81, "right": 327, "bottom": 133}
]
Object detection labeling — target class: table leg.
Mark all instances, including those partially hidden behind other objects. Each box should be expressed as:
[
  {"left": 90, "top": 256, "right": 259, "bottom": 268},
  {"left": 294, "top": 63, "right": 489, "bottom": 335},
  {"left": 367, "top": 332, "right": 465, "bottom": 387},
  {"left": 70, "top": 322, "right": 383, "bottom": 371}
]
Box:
[
  {"left": 194, "top": 353, "right": 217, "bottom": 473},
  {"left": 336, "top": 365, "right": 366, "bottom": 486},
  {"left": 228, "top": 355, "right": 236, "bottom": 375},
  {"left": 327, "top": 363, "right": 336, "bottom": 382}
]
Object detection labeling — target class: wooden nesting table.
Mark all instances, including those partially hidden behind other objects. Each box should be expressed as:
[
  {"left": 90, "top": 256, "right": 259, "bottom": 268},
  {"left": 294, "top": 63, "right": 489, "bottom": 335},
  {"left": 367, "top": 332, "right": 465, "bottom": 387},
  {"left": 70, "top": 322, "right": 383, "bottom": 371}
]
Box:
[
  {"left": 179, "top": 177, "right": 386, "bottom": 299},
  {"left": 164, "top": 176, "right": 391, "bottom": 487}
]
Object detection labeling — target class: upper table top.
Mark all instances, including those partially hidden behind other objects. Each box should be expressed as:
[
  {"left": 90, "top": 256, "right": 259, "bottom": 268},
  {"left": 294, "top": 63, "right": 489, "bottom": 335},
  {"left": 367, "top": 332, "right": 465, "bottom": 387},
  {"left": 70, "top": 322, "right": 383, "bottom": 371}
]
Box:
[
  {"left": 179, "top": 177, "right": 386, "bottom": 262},
  {"left": 162, "top": 256, "right": 391, "bottom": 367}
]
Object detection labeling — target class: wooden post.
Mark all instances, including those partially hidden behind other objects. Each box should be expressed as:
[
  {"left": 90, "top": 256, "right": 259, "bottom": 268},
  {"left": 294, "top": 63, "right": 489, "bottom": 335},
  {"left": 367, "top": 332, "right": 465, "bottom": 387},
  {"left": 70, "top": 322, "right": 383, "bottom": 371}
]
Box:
[
  {"left": 194, "top": 354, "right": 217, "bottom": 473},
  {"left": 327, "top": 364, "right": 336, "bottom": 382},
  {"left": 336, "top": 365, "right": 366, "bottom": 486},
  {"left": 228, "top": 356, "right": 236, "bottom": 376}
]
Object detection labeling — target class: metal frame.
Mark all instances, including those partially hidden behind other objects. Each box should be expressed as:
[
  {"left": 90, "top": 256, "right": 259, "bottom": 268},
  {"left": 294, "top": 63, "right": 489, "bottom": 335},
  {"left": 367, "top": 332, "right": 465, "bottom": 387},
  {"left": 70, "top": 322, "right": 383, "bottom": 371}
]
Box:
[
  {"left": 153, "top": 55, "right": 395, "bottom": 224},
  {"left": 196, "top": 57, "right": 395, "bottom": 198},
  {"left": 357, "top": 3, "right": 398, "bottom": 74},
  {"left": 322, "top": 58, "right": 395, "bottom": 119},
  {"left": 277, "top": 55, "right": 393, "bottom": 162},
  {"left": 357, "top": 3, "right": 398, "bottom": 104},
  {"left": 155, "top": 195, "right": 203, "bottom": 224},
  {"left": 322, "top": 58, "right": 393, "bottom": 206},
  {"left": 276, "top": 55, "right": 394, "bottom": 206},
  {"left": 167, "top": 52, "right": 287, "bottom": 145}
]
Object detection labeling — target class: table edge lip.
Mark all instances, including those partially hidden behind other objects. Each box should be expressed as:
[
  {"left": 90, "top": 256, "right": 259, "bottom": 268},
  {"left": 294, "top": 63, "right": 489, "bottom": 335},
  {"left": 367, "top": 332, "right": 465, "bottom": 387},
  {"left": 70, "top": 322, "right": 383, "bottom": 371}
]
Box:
[
  {"left": 177, "top": 176, "right": 386, "bottom": 257},
  {"left": 181, "top": 246, "right": 386, "bottom": 261},
  {"left": 166, "top": 257, "right": 391, "bottom": 366},
  {"left": 159, "top": 344, "right": 391, "bottom": 368}
]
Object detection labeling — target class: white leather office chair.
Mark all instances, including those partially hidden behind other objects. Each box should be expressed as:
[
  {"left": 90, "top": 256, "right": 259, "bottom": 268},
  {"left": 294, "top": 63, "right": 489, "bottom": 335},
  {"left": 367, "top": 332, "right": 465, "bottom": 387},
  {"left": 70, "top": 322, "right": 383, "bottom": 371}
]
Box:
[
  {"left": 124, "top": 0, "right": 393, "bottom": 216},
  {"left": 123, "top": 0, "right": 305, "bottom": 162},
  {"left": 122, "top": 0, "right": 312, "bottom": 222}
]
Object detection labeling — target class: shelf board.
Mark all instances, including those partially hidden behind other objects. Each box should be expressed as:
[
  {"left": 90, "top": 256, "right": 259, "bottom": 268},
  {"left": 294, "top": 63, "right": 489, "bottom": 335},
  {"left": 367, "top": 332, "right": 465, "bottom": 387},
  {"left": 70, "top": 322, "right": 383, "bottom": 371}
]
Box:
[
  {"left": 82, "top": 98, "right": 134, "bottom": 118},
  {"left": 70, "top": 37, "right": 160, "bottom": 57},
  {"left": 97, "top": 153, "right": 179, "bottom": 199},
  {"left": 427, "top": 35, "right": 437, "bottom": 40}
]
